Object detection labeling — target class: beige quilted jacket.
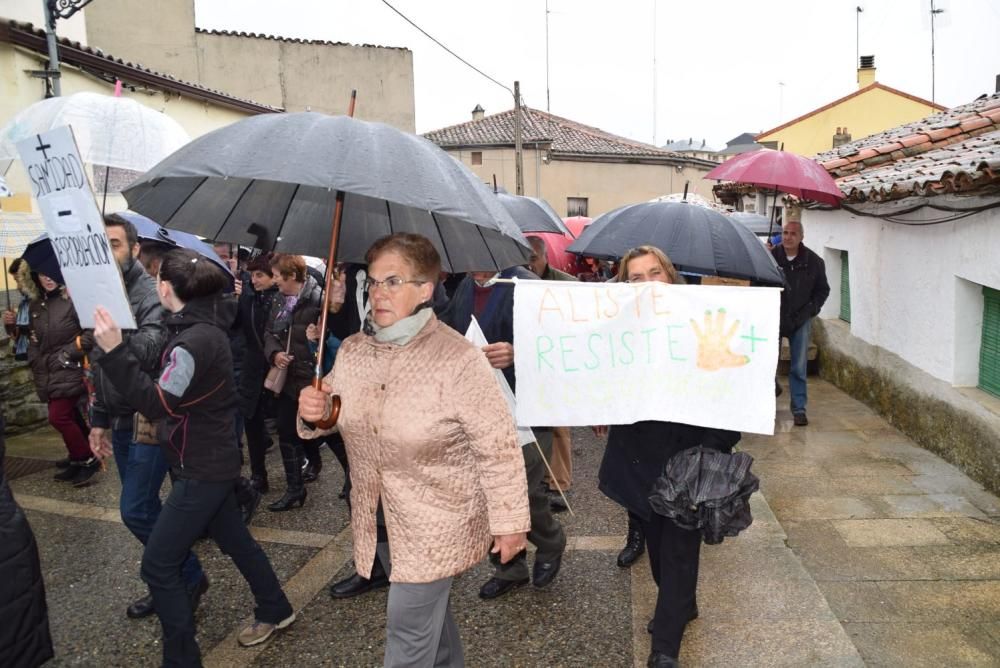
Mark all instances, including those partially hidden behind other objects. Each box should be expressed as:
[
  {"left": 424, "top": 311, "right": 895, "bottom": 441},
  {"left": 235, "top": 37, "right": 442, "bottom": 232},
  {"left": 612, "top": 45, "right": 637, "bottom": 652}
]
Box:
[{"left": 300, "top": 315, "right": 530, "bottom": 583}]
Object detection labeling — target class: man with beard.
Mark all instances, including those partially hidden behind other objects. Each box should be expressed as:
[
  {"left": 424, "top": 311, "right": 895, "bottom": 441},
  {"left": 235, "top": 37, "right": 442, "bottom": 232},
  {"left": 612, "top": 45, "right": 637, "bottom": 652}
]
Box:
[{"left": 87, "top": 214, "right": 209, "bottom": 620}]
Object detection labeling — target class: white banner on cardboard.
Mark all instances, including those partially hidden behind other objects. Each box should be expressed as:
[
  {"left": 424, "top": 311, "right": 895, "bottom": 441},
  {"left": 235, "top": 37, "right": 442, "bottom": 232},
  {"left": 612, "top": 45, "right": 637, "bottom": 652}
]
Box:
[
  {"left": 465, "top": 316, "right": 536, "bottom": 448},
  {"left": 513, "top": 280, "right": 781, "bottom": 435},
  {"left": 15, "top": 127, "right": 136, "bottom": 329}
]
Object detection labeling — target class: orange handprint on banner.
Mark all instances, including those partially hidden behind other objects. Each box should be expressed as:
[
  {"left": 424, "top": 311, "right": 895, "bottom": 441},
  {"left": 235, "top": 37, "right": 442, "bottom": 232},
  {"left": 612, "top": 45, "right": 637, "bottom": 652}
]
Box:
[{"left": 690, "top": 308, "right": 750, "bottom": 371}]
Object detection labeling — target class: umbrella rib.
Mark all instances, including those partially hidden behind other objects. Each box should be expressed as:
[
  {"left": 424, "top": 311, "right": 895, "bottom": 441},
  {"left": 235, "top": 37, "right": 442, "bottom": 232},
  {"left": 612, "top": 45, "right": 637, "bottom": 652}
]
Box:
[
  {"left": 147, "top": 176, "right": 207, "bottom": 227},
  {"left": 476, "top": 223, "right": 501, "bottom": 272},
  {"left": 216, "top": 179, "right": 259, "bottom": 244},
  {"left": 268, "top": 183, "right": 301, "bottom": 253},
  {"left": 429, "top": 213, "right": 456, "bottom": 274}
]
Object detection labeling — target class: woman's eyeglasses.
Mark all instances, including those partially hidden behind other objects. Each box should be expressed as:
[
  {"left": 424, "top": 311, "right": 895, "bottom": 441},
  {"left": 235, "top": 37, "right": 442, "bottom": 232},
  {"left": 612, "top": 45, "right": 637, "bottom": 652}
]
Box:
[{"left": 364, "top": 276, "right": 427, "bottom": 293}]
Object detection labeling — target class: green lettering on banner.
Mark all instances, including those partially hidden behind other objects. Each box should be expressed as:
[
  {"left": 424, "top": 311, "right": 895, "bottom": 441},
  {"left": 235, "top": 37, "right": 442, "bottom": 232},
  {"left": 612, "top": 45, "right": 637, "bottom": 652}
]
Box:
[
  {"left": 559, "top": 335, "right": 578, "bottom": 372},
  {"left": 585, "top": 333, "right": 602, "bottom": 370},
  {"left": 536, "top": 335, "right": 555, "bottom": 371},
  {"left": 641, "top": 327, "right": 657, "bottom": 364},
  {"left": 619, "top": 331, "right": 635, "bottom": 365},
  {"left": 666, "top": 324, "right": 687, "bottom": 361}
]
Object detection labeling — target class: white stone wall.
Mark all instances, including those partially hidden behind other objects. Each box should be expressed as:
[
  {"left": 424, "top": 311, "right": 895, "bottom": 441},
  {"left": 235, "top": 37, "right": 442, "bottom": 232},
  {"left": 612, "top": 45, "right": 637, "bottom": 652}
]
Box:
[{"left": 802, "top": 203, "right": 1000, "bottom": 387}]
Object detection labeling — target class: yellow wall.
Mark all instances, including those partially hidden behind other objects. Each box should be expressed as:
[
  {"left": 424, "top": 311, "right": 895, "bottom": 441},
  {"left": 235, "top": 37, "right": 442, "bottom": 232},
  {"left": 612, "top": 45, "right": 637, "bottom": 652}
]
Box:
[
  {"left": 448, "top": 147, "right": 715, "bottom": 218},
  {"left": 1, "top": 43, "right": 251, "bottom": 212},
  {"left": 757, "top": 86, "right": 940, "bottom": 157}
]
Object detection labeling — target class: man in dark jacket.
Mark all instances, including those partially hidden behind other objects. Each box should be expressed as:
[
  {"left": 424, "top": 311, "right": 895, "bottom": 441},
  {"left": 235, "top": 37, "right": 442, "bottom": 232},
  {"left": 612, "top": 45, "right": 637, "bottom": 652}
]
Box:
[
  {"left": 0, "top": 414, "right": 54, "bottom": 668},
  {"left": 771, "top": 219, "right": 830, "bottom": 426},
  {"left": 87, "top": 214, "right": 207, "bottom": 620},
  {"left": 440, "top": 265, "right": 567, "bottom": 600}
]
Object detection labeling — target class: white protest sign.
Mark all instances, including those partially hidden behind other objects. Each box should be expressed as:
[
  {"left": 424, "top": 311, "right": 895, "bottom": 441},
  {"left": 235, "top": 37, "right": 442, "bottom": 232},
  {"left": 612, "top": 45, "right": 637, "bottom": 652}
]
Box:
[
  {"left": 16, "top": 127, "right": 136, "bottom": 329},
  {"left": 513, "top": 280, "right": 781, "bottom": 435},
  {"left": 465, "top": 316, "right": 535, "bottom": 448}
]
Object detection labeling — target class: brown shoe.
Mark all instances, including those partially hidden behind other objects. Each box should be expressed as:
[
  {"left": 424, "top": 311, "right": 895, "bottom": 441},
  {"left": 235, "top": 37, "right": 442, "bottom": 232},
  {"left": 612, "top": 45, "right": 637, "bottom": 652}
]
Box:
[
  {"left": 793, "top": 413, "right": 809, "bottom": 426},
  {"left": 237, "top": 613, "right": 296, "bottom": 647}
]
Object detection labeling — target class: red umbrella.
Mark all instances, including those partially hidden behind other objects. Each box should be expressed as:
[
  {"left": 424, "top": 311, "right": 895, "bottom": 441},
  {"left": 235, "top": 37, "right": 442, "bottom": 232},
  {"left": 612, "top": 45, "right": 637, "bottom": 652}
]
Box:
[
  {"left": 704, "top": 149, "right": 844, "bottom": 206},
  {"left": 526, "top": 231, "right": 577, "bottom": 275},
  {"left": 563, "top": 216, "right": 592, "bottom": 238}
]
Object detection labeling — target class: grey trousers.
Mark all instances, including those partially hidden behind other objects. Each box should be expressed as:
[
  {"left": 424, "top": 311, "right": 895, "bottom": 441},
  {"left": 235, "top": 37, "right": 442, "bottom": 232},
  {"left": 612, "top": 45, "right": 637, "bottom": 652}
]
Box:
[
  {"left": 492, "top": 428, "right": 567, "bottom": 581},
  {"left": 384, "top": 577, "right": 464, "bottom": 668}
]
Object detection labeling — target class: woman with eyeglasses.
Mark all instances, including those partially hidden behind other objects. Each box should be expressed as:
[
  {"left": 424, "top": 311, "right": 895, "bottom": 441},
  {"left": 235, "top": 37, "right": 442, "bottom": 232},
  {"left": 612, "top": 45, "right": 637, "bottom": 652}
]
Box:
[
  {"left": 596, "top": 245, "right": 740, "bottom": 668},
  {"left": 298, "top": 233, "right": 530, "bottom": 667}
]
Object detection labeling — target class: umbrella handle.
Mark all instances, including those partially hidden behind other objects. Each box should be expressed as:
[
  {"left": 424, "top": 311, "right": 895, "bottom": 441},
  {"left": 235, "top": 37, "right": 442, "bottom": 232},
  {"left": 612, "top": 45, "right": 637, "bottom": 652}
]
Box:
[{"left": 311, "top": 377, "right": 341, "bottom": 429}]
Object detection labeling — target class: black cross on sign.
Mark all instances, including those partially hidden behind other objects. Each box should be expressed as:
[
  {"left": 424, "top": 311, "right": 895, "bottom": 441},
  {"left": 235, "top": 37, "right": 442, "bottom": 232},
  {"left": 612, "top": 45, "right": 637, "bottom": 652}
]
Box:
[{"left": 34, "top": 135, "right": 52, "bottom": 161}]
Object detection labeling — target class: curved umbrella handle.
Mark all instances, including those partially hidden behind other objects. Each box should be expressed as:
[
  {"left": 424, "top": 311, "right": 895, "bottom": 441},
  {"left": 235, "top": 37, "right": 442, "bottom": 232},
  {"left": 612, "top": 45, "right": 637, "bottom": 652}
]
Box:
[{"left": 309, "top": 377, "right": 341, "bottom": 430}]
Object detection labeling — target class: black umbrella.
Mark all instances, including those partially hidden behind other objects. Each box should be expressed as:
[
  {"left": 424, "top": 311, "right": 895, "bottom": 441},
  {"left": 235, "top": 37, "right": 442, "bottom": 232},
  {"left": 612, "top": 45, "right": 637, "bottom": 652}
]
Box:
[
  {"left": 496, "top": 189, "right": 573, "bottom": 236},
  {"left": 122, "top": 111, "right": 530, "bottom": 273},
  {"left": 21, "top": 235, "right": 63, "bottom": 285},
  {"left": 124, "top": 100, "right": 532, "bottom": 428},
  {"left": 566, "top": 201, "right": 784, "bottom": 286},
  {"left": 728, "top": 212, "right": 772, "bottom": 237}
]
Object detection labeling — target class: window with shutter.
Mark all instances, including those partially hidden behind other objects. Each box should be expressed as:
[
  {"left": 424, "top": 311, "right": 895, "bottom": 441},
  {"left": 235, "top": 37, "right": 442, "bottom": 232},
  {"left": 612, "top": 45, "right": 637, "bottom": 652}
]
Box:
[
  {"left": 980, "top": 286, "right": 1000, "bottom": 398},
  {"left": 839, "top": 250, "right": 851, "bottom": 323}
]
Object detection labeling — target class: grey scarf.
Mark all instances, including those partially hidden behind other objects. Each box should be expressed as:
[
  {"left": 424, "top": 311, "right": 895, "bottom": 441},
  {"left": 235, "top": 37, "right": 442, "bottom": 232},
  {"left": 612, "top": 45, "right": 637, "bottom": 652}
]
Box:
[{"left": 366, "top": 306, "right": 433, "bottom": 346}]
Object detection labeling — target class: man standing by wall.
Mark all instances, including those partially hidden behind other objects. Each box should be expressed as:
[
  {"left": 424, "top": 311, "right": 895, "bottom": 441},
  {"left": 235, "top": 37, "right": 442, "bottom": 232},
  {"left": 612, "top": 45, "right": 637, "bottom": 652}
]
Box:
[{"left": 771, "top": 219, "right": 830, "bottom": 426}]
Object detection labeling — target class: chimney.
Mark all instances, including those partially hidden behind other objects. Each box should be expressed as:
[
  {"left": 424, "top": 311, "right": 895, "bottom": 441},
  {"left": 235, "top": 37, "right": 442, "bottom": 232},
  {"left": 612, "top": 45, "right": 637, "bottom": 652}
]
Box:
[
  {"left": 471, "top": 104, "right": 485, "bottom": 121},
  {"left": 832, "top": 126, "right": 853, "bottom": 148},
  {"left": 858, "top": 55, "right": 876, "bottom": 89}
]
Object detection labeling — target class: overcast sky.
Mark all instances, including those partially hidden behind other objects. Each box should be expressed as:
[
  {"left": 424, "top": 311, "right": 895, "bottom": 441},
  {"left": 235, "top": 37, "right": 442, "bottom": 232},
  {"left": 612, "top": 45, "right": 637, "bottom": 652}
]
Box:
[{"left": 196, "top": 0, "right": 1000, "bottom": 150}]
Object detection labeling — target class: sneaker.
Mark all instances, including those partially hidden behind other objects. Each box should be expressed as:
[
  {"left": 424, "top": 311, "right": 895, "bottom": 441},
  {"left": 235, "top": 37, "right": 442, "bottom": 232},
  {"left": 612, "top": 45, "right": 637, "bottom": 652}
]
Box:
[
  {"left": 55, "top": 457, "right": 72, "bottom": 469},
  {"left": 71, "top": 459, "right": 101, "bottom": 487},
  {"left": 237, "top": 612, "right": 296, "bottom": 647},
  {"left": 793, "top": 412, "right": 809, "bottom": 426}
]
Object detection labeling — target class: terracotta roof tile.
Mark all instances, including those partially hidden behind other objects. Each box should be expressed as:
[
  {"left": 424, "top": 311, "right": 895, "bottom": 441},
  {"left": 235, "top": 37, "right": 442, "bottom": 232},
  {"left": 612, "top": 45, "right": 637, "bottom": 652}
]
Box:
[
  {"left": 422, "top": 107, "right": 697, "bottom": 161},
  {"left": 193, "top": 27, "right": 408, "bottom": 51},
  {"left": 835, "top": 128, "right": 1000, "bottom": 202},
  {"left": 816, "top": 93, "right": 1000, "bottom": 181}
]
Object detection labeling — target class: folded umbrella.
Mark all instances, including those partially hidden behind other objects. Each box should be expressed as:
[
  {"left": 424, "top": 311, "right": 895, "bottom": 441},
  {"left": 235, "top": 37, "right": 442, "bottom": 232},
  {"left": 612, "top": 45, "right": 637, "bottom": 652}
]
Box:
[{"left": 566, "top": 200, "right": 784, "bottom": 286}]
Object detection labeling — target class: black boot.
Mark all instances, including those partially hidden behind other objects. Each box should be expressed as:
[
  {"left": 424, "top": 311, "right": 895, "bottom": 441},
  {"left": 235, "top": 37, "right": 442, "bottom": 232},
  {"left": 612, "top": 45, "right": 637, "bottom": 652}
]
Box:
[
  {"left": 269, "top": 442, "right": 306, "bottom": 511},
  {"left": 250, "top": 473, "right": 269, "bottom": 495},
  {"left": 267, "top": 487, "right": 306, "bottom": 512},
  {"left": 330, "top": 558, "right": 389, "bottom": 599},
  {"left": 617, "top": 513, "right": 645, "bottom": 567}
]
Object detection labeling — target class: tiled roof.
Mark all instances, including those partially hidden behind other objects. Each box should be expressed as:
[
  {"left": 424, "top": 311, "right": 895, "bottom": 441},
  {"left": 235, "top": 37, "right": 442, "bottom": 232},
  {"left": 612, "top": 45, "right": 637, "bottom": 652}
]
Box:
[
  {"left": 757, "top": 83, "right": 946, "bottom": 141},
  {"left": 1, "top": 19, "right": 281, "bottom": 114},
  {"left": 834, "top": 128, "right": 1000, "bottom": 203},
  {"left": 815, "top": 93, "right": 1000, "bottom": 202},
  {"left": 194, "top": 27, "right": 408, "bottom": 52},
  {"left": 423, "top": 108, "right": 694, "bottom": 161}
]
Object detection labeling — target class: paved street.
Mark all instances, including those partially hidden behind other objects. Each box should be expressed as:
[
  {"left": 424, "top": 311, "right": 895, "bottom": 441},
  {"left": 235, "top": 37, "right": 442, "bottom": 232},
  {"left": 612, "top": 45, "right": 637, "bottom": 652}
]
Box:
[{"left": 6, "top": 378, "right": 1000, "bottom": 667}]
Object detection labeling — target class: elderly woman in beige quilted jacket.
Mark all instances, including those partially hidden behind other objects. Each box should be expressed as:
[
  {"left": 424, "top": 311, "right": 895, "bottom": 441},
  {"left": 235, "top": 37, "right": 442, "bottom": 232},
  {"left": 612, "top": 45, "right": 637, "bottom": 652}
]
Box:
[{"left": 299, "top": 233, "right": 530, "bottom": 667}]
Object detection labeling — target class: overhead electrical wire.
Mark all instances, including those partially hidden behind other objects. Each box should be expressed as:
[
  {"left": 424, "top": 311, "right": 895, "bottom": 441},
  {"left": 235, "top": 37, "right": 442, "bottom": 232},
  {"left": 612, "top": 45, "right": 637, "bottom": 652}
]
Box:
[{"left": 380, "top": 0, "right": 514, "bottom": 97}]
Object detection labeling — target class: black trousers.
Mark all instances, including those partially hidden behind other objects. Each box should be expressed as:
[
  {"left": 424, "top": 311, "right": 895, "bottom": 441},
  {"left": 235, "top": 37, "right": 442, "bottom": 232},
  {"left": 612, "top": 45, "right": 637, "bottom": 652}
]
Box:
[
  {"left": 492, "top": 429, "right": 566, "bottom": 580},
  {"left": 244, "top": 391, "right": 273, "bottom": 480},
  {"left": 141, "top": 478, "right": 293, "bottom": 667},
  {"left": 275, "top": 392, "right": 305, "bottom": 492},
  {"left": 642, "top": 511, "right": 701, "bottom": 658}
]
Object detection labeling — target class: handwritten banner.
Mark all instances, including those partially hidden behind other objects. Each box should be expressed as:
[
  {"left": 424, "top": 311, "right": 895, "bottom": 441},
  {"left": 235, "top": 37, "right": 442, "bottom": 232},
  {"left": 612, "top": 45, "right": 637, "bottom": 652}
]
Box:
[
  {"left": 513, "top": 280, "right": 781, "bottom": 435},
  {"left": 16, "top": 126, "right": 136, "bottom": 329}
]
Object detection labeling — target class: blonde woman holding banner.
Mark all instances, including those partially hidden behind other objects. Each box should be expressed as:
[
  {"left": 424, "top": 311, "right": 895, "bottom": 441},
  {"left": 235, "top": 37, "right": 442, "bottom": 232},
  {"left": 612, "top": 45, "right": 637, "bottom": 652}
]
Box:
[{"left": 595, "top": 245, "right": 741, "bottom": 668}]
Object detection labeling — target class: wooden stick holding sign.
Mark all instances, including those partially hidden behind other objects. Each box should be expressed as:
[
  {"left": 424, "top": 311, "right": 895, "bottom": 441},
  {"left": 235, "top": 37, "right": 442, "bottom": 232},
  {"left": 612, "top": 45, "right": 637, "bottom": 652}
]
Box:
[{"left": 15, "top": 126, "right": 135, "bottom": 329}]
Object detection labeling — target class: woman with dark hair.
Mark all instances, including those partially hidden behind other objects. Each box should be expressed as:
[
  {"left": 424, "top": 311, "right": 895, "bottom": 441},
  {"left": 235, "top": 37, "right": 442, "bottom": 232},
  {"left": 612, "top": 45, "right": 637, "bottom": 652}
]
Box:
[
  {"left": 91, "top": 248, "right": 295, "bottom": 665},
  {"left": 263, "top": 254, "right": 323, "bottom": 511},
  {"left": 18, "top": 267, "right": 98, "bottom": 486},
  {"left": 299, "top": 233, "right": 530, "bottom": 666},
  {"left": 238, "top": 252, "right": 281, "bottom": 493},
  {"left": 597, "top": 245, "right": 740, "bottom": 668}
]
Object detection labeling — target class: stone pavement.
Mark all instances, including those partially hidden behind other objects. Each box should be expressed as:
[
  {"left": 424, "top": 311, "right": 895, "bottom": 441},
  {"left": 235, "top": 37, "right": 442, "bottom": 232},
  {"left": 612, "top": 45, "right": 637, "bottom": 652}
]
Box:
[{"left": 5, "top": 378, "right": 1000, "bottom": 667}]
